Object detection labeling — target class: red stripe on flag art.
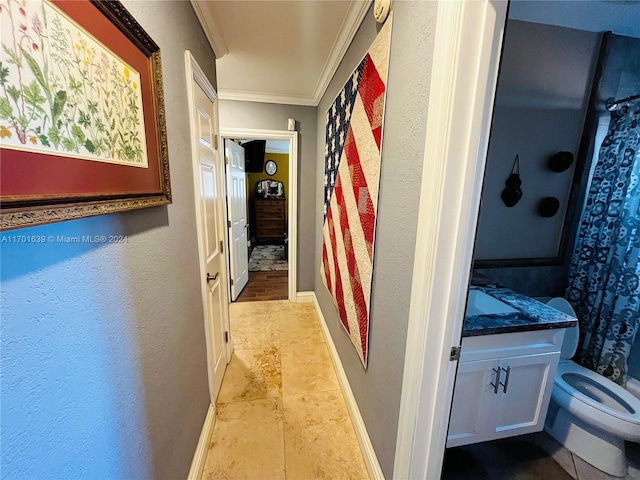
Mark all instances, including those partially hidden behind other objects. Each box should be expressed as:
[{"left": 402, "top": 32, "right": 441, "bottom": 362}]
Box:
[{"left": 321, "top": 17, "right": 392, "bottom": 367}]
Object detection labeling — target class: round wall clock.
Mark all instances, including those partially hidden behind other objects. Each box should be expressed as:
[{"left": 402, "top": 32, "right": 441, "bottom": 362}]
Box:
[{"left": 265, "top": 160, "right": 277, "bottom": 176}]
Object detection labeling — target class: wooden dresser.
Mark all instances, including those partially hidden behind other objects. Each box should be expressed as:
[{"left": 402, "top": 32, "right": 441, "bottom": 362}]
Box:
[{"left": 255, "top": 198, "right": 286, "bottom": 242}]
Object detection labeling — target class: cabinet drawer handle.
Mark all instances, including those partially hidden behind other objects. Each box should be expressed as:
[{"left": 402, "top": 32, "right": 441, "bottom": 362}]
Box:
[
  {"left": 500, "top": 366, "right": 511, "bottom": 393},
  {"left": 490, "top": 367, "right": 500, "bottom": 394}
]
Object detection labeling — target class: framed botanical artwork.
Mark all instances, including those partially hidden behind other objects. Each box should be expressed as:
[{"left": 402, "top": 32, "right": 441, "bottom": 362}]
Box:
[{"left": 0, "top": 0, "right": 170, "bottom": 230}]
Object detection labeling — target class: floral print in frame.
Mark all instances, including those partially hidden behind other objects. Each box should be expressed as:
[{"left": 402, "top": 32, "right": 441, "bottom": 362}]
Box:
[{"left": 0, "top": 0, "right": 148, "bottom": 167}]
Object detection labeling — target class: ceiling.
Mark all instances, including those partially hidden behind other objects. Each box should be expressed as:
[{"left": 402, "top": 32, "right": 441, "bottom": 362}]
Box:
[
  {"left": 499, "top": 1, "right": 640, "bottom": 109},
  {"left": 509, "top": 0, "right": 640, "bottom": 38},
  {"left": 191, "top": 0, "right": 371, "bottom": 106},
  {"left": 191, "top": 0, "right": 639, "bottom": 108}
]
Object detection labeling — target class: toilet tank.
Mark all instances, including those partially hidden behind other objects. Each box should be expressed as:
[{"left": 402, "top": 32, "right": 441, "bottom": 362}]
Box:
[{"left": 546, "top": 297, "right": 579, "bottom": 360}]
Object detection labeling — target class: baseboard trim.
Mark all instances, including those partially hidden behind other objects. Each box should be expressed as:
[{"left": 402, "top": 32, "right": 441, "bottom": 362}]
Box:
[
  {"left": 312, "top": 292, "right": 385, "bottom": 480},
  {"left": 187, "top": 403, "right": 215, "bottom": 480},
  {"left": 296, "top": 291, "right": 315, "bottom": 303}
]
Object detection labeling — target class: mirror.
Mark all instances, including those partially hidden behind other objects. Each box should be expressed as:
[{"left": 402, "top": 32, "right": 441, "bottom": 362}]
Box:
[{"left": 256, "top": 179, "right": 285, "bottom": 198}]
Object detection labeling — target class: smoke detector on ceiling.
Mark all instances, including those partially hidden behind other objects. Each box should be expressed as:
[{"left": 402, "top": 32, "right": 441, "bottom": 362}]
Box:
[{"left": 374, "top": 0, "right": 391, "bottom": 23}]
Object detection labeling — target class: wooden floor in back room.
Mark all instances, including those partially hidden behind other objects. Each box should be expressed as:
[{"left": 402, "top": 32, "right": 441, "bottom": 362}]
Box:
[{"left": 235, "top": 271, "right": 288, "bottom": 302}]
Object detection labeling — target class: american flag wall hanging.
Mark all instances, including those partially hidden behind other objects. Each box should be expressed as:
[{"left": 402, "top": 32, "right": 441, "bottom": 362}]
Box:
[{"left": 321, "top": 17, "right": 392, "bottom": 367}]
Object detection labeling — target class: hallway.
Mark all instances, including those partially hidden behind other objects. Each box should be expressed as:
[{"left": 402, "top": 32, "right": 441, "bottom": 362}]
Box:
[{"left": 202, "top": 300, "right": 369, "bottom": 479}]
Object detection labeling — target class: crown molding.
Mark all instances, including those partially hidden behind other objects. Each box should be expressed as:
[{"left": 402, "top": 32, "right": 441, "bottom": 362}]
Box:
[
  {"left": 217, "top": 0, "right": 372, "bottom": 106},
  {"left": 218, "top": 89, "right": 317, "bottom": 107},
  {"left": 311, "top": 0, "right": 372, "bottom": 105},
  {"left": 265, "top": 146, "right": 290, "bottom": 154},
  {"left": 190, "top": 0, "right": 229, "bottom": 58}
]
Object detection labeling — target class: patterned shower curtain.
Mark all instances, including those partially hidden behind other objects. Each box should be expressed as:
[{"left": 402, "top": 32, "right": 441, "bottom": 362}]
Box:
[{"left": 566, "top": 102, "right": 640, "bottom": 385}]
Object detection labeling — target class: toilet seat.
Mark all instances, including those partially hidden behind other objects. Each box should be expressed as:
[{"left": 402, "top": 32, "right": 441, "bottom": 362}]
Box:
[
  {"left": 544, "top": 297, "right": 640, "bottom": 474},
  {"left": 553, "top": 361, "right": 640, "bottom": 441}
]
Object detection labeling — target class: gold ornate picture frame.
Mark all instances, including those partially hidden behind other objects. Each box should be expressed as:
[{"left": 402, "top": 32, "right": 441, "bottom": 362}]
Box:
[{"left": 0, "top": 0, "right": 170, "bottom": 230}]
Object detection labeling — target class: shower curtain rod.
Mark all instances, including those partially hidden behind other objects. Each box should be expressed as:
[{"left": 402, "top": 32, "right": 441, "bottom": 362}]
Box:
[{"left": 606, "top": 93, "right": 640, "bottom": 111}]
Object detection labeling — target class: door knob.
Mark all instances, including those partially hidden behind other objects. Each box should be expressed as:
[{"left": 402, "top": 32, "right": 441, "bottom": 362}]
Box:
[{"left": 206, "top": 272, "right": 219, "bottom": 282}]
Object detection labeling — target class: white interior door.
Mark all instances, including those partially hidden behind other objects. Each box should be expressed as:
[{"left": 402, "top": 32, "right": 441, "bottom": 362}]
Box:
[
  {"left": 192, "top": 77, "right": 228, "bottom": 402},
  {"left": 225, "top": 140, "right": 249, "bottom": 300}
]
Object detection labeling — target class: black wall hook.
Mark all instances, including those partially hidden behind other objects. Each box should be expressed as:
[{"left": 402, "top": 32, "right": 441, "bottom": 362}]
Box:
[
  {"left": 501, "top": 154, "right": 523, "bottom": 207},
  {"left": 548, "top": 151, "right": 574, "bottom": 173},
  {"left": 539, "top": 197, "right": 560, "bottom": 217}
]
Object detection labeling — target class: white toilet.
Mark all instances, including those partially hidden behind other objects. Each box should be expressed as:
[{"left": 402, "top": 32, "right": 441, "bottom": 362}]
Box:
[{"left": 544, "top": 297, "right": 640, "bottom": 477}]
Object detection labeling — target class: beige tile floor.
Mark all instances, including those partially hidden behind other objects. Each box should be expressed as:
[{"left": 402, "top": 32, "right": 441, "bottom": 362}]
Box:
[{"left": 202, "top": 300, "right": 369, "bottom": 480}]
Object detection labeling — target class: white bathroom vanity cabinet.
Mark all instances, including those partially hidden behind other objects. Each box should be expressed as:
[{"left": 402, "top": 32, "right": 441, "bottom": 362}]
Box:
[{"left": 447, "top": 328, "right": 565, "bottom": 447}]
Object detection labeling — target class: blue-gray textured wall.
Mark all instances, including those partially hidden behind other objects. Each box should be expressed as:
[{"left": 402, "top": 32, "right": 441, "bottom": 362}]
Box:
[
  {"left": 314, "top": 3, "right": 437, "bottom": 477},
  {"left": 1, "top": 2, "right": 216, "bottom": 477}
]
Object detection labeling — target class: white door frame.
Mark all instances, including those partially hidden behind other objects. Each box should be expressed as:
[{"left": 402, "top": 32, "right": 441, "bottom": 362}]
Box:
[
  {"left": 184, "top": 51, "right": 233, "bottom": 379},
  {"left": 393, "top": 1, "right": 507, "bottom": 478},
  {"left": 219, "top": 128, "right": 299, "bottom": 302}
]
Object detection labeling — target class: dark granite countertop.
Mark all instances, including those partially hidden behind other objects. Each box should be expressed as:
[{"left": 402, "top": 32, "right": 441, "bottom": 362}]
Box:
[{"left": 463, "top": 282, "right": 578, "bottom": 337}]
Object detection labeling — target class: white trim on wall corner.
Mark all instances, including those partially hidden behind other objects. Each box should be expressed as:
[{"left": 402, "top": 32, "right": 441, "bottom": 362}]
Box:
[
  {"left": 311, "top": 293, "right": 385, "bottom": 480},
  {"left": 187, "top": 403, "right": 216, "bottom": 480},
  {"left": 295, "top": 291, "right": 315, "bottom": 303},
  {"left": 392, "top": 1, "right": 507, "bottom": 478}
]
